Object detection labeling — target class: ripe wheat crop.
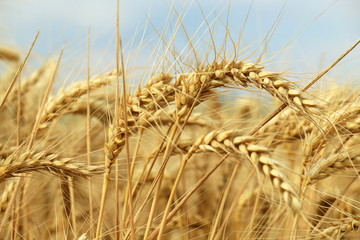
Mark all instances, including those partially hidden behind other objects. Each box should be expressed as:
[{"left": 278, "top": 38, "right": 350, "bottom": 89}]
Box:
[{"left": 1, "top": 1, "right": 360, "bottom": 239}]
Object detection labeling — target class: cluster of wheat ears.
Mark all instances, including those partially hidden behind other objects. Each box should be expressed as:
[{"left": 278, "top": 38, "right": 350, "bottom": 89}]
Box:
[{"left": 1, "top": 3, "right": 360, "bottom": 240}]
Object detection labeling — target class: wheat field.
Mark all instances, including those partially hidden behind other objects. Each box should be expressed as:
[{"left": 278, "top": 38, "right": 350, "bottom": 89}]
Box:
[{"left": 1, "top": 1, "right": 360, "bottom": 239}]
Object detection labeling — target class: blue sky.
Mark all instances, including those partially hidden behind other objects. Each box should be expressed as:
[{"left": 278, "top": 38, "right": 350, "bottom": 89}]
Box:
[{"left": 1, "top": 0, "right": 360, "bottom": 85}]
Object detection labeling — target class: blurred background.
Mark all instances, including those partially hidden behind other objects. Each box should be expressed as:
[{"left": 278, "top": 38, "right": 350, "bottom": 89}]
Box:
[{"left": 1, "top": 0, "right": 359, "bottom": 85}]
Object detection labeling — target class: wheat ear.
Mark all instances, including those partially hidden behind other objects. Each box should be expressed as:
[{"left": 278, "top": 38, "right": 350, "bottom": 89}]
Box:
[
  {"left": 38, "top": 70, "right": 117, "bottom": 130},
  {"left": 304, "top": 103, "right": 360, "bottom": 166},
  {"left": 0, "top": 46, "right": 19, "bottom": 62},
  {"left": 8, "top": 61, "right": 57, "bottom": 105},
  {"left": 154, "top": 130, "right": 301, "bottom": 211},
  {"left": 191, "top": 130, "right": 301, "bottom": 211},
  {"left": 0, "top": 151, "right": 101, "bottom": 182},
  {"left": 318, "top": 218, "right": 360, "bottom": 239},
  {"left": 105, "top": 59, "right": 316, "bottom": 167},
  {"left": 307, "top": 150, "right": 360, "bottom": 184}
]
